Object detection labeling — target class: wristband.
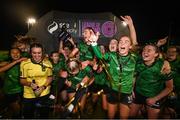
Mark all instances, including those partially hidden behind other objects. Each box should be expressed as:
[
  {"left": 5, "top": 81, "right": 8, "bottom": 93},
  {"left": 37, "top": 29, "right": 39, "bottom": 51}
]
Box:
[{"left": 91, "top": 42, "right": 97, "bottom": 46}]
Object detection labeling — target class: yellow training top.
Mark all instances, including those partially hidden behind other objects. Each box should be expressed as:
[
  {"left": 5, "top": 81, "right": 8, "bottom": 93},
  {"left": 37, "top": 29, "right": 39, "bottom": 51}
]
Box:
[{"left": 20, "top": 58, "right": 52, "bottom": 98}]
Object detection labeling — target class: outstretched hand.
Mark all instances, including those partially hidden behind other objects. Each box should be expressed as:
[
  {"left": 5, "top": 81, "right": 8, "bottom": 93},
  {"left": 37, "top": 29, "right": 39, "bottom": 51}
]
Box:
[
  {"left": 146, "top": 97, "right": 157, "bottom": 106},
  {"left": 16, "top": 57, "right": 27, "bottom": 63},
  {"left": 34, "top": 86, "right": 45, "bottom": 97},
  {"left": 120, "top": 15, "right": 133, "bottom": 26},
  {"left": 89, "top": 30, "right": 100, "bottom": 45},
  {"left": 161, "top": 60, "right": 171, "bottom": 74},
  {"left": 157, "top": 36, "right": 168, "bottom": 47},
  {"left": 30, "top": 82, "right": 39, "bottom": 90}
]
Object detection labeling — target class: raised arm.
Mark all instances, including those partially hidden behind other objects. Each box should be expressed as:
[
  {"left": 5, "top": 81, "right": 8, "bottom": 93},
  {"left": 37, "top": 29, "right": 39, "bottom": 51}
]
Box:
[
  {"left": 88, "top": 30, "right": 104, "bottom": 59},
  {"left": 121, "top": 16, "right": 138, "bottom": 46},
  {"left": 58, "top": 40, "right": 64, "bottom": 53},
  {"left": 0, "top": 57, "right": 27, "bottom": 73},
  {"left": 156, "top": 36, "right": 168, "bottom": 47}
]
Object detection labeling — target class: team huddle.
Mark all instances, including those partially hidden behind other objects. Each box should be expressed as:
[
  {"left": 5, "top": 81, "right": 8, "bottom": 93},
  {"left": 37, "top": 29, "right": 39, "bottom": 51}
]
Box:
[{"left": 0, "top": 16, "right": 179, "bottom": 119}]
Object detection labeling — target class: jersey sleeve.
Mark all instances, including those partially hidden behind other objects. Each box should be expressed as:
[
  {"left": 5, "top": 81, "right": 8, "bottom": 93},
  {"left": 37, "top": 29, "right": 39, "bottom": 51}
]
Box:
[
  {"left": 20, "top": 61, "right": 27, "bottom": 78},
  {"left": 46, "top": 61, "right": 53, "bottom": 77}
]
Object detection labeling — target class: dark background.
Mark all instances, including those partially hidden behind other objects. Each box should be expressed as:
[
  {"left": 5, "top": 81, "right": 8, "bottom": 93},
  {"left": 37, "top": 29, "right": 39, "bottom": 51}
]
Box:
[{"left": 0, "top": 0, "right": 180, "bottom": 50}]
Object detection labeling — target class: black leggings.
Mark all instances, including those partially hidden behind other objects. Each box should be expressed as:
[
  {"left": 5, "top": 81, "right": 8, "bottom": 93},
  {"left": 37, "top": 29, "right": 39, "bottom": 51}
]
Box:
[{"left": 22, "top": 94, "right": 51, "bottom": 118}]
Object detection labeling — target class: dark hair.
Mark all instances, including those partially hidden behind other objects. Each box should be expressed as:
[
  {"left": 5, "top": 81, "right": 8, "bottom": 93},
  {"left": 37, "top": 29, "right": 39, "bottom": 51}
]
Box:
[
  {"left": 50, "top": 51, "right": 59, "bottom": 57},
  {"left": 167, "top": 45, "right": 179, "bottom": 55},
  {"left": 8, "top": 48, "right": 21, "bottom": 61},
  {"left": 12, "top": 35, "right": 36, "bottom": 48},
  {"left": 119, "top": 35, "right": 132, "bottom": 45},
  {"left": 143, "top": 43, "right": 159, "bottom": 53},
  {"left": 30, "top": 43, "right": 43, "bottom": 52},
  {"left": 63, "top": 40, "right": 74, "bottom": 50},
  {"left": 10, "top": 47, "right": 21, "bottom": 52},
  {"left": 84, "top": 27, "right": 96, "bottom": 34},
  {"left": 30, "top": 42, "right": 44, "bottom": 57},
  {"left": 167, "top": 46, "right": 177, "bottom": 51}
]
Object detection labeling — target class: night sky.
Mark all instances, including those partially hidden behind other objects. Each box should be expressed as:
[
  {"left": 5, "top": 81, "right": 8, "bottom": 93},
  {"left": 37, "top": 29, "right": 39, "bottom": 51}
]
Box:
[{"left": 0, "top": 0, "right": 180, "bottom": 50}]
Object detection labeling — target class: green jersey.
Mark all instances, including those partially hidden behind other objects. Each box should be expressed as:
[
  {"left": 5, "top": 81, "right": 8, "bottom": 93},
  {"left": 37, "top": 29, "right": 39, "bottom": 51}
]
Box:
[
  {"left": 3, "top": 63, "right": 22, "bottom": 94},
  {"left": 51, "top": 60, "right": 65, "bottom": 85},
  {"left": 94, "top": 48, "right": 121, "bottom": 91},
  {"left": 68, "top": 66, "right": 93, "bottom": 89},
  {"left": 21, "top": 51, "right": 30, "bottom": 58},
  {"left": 51, "top": 58, "right": 66, "bottom": 94},
  {"left": 0, "top": 51, "right": 29, "bottom": 62},
  {"left": 94, "top": 68, "right": 107, "bottom": 85},
  {"left": 0, "top": 53, "right": 9, "bottom": 61},
  {"left": 92, "top": 45, "right": 136, "bottom": 93},
  {"left": 169, "top": 59, "right": 180, "bottom": 92},
  {"left": 78, "top": 41, "right": 94, "bottom": 61},
  {"left": 52, "top": 54, "right": 66, "bottom": 82},
  {"left": 117, "top": 53, "right": 137, "bottom": 94},
  {"left": 135, "top": 58, "right": 172, "bottom": 97}
]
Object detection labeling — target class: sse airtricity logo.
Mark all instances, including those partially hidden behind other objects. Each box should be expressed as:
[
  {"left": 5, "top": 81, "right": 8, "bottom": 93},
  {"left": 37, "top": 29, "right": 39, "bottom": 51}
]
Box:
[{"left": 47, "top": 21, "right": 58, "bottom": 34}]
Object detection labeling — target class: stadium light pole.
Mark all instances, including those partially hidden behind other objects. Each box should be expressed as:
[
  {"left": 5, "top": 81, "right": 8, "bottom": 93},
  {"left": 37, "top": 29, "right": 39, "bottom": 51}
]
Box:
[{"left": 27, "top": 17, "right": 36, "bottom": 31}]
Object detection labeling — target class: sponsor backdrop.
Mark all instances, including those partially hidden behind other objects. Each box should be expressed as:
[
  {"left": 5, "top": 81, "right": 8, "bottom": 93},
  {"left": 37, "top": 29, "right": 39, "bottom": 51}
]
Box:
[{"left": 27, "top": 11, "right": 129, "bottom": 54}]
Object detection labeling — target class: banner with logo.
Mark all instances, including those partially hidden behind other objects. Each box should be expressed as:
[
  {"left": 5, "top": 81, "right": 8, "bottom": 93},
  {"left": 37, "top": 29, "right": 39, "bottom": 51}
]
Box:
[{"left": 27, "top": 11, "right": 129, "bottom": 54}]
